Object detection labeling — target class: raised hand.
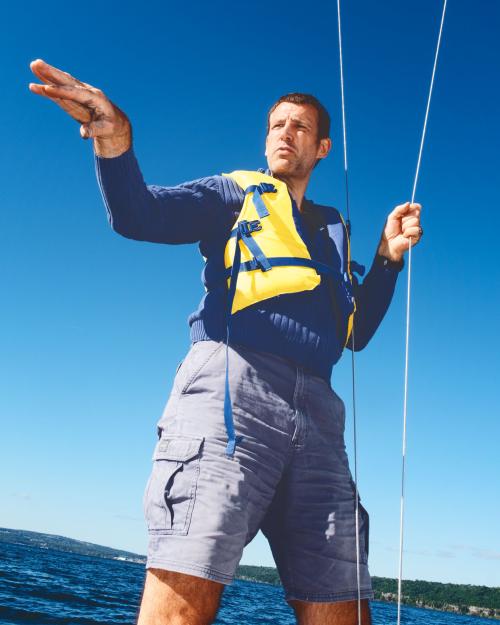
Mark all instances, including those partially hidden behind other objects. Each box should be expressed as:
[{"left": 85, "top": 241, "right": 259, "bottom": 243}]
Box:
[
  {"left": 29, "top": 59, "right": 131, "bottom": 157},
  {"left": 378, "top": 202, "right": 423, "bottom": 262}
]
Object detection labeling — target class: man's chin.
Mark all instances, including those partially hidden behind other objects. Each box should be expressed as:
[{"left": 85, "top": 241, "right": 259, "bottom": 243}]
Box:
[{"left": 268, "top": 157, "right": 296, "bottom": 176}]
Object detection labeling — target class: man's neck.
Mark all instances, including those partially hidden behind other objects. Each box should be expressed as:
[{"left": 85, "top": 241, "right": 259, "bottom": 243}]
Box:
[{"left": 272, "top": 172, "right": 311, "bottom": 212}]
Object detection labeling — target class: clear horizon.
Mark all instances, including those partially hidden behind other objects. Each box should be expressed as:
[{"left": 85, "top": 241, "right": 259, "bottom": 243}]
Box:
[{"left": 3, "top": 525, "right": 498, "bottom": 590}]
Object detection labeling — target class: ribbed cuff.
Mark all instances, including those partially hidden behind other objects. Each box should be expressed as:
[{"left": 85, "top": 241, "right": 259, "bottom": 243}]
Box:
[
  {"left": 373, "top": 253, "right": 405, "bottom": 273},
  {"left": 94, "top": 144, "right": 136, "bottom": 166}
]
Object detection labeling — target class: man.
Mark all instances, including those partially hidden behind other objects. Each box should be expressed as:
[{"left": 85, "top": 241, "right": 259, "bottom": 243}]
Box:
[{"left": 29, "top": 58, "right": 422, "bottom": 625}]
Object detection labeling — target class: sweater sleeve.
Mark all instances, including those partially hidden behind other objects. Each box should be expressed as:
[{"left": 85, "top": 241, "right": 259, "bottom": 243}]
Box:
[
  {"left": 94, "top": 146, "right": 233, "bottom": 244},
  {"left": 347, "top": 254, "right": 403, "bottom": 351}
]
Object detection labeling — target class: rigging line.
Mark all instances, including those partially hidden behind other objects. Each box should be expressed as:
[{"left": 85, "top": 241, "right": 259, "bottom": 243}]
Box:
[
  {"left": 337, "top": 0, "right": 351, "bottom": 228},
  {"left": 397, "top": 1, "right": 448, "bottom": 624},
  {"left": 351, "top": 326, "right": 362, "bottom": 625},
  {"left": 336, "top": 1, "right": 361, "bottom": 624}
]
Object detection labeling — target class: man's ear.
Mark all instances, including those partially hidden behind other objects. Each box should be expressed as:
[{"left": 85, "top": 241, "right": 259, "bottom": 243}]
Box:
[{"left": 317, "top": 137, "right": 332, "bottom": 160}]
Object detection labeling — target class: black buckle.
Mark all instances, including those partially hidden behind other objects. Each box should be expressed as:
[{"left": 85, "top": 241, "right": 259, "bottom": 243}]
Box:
[
  {"left": 239, "top": 219, "right": 262, "bottom": 236},
  {"left": 258, "top": 183, "right": 277, "bottom": 194}
]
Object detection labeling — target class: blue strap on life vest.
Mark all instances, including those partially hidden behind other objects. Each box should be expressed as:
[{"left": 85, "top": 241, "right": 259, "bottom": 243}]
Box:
[
  {"left": 223, "top": 223, "right": 247, "bottom": 458},
  {"left": 228, "top": 220, "right": 272, "bottom": 272},
  {"left": 223, "top": 256, "right": 340, "bottom": 278},
  {"left": 244, "top": 183, "right": 275, "bottom": 218}
]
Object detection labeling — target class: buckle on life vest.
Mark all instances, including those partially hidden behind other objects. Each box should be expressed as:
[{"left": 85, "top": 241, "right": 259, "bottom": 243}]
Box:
[
  {"left": 238, "top": 219, "right": 262, "bottom": 237},
  {"left": 257, "top": 183, "right": 277, "bottom": 194}
]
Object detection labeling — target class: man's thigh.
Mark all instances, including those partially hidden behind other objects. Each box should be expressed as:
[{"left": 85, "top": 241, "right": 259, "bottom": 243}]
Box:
[
  {"left": 289, "top": 598, "right": 371, "bottom": 625},
  {"left": 261, "top": 380, "right": 373, "bottom": 603},
  {"left": 137, "top": 568, "right": 224, "bottom": 625}
]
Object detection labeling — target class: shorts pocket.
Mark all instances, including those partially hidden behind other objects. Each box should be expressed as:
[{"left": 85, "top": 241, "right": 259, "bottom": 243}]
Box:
[
  {"left": 179, "top": 341, "right": 223, "bottom": 395},
  {"left": 144, "top": 435, "right": 204, "bottom": 535}
]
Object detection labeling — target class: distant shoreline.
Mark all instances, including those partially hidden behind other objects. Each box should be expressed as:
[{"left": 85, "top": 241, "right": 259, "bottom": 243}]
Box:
[{"left": 1, "top": 528, "right": 498, "bottom": 620}]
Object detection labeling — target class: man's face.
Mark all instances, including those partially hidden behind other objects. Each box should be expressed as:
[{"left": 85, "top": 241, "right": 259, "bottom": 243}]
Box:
[{"left": 265, "top": 102, "right": 331, "bottom": 178}]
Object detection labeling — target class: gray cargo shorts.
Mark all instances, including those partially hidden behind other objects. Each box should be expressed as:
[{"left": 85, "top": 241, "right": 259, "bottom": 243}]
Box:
[{"left": 143, "top": 339, "right": 373, "bottom": 602}]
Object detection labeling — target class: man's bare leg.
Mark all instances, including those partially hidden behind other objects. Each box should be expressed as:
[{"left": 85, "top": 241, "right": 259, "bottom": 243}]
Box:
[
  {"left": 288, "top": 599, "right": 371, "bottom": 625},
  {"left": 137, "top": 568, "right": 224, "bottom": 625}
]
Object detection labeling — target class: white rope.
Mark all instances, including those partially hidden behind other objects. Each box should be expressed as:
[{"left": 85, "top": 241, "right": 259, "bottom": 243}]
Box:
[
  {"left": 397, "top": 2, "right": 448, "bottom": 623},
  {"left": 336, "top": 2, "right": 362, "bottom": 625},
  {"left": 336, "top": 0, "right": 351, "bottom": 224},
  {"left": 350, "top": 327, "right": 362, "bottom": 625}
]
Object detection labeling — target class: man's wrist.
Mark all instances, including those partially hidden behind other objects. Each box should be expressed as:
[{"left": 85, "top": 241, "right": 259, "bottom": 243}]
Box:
[{"left": 93, "top": 130, "right": 132, "bottom": 158}]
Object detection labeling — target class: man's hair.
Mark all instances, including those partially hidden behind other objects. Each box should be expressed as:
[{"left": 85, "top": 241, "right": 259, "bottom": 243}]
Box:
[{"left": 266, "top": 93, "right": 331, "bottom": 140}]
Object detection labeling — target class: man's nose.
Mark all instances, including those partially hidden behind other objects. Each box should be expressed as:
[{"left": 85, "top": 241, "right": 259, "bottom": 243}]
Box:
[{"left": 279, "top": 122, "right": 294, "bottom": 142}]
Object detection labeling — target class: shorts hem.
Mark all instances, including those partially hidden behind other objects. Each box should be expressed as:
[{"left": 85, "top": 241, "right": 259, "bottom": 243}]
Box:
[
  {"left": 146, "top": 557, "right": 234, "bottom": 585},
  {"left": 284, "top": 588, "right": 374, "bottom": 603}
]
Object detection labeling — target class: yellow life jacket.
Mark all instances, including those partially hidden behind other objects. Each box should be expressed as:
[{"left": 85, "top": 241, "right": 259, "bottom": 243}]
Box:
[
  {"left": 222, "top": 170, "right": 355, "bottom": 343},
  {"left": 222, "top": 170, "right": 322, "bottom": 314}
]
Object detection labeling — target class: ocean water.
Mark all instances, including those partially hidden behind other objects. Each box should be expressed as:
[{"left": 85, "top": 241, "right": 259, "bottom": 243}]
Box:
[{"left": 0, "top": 541, "right": 496, "bottom": 625}]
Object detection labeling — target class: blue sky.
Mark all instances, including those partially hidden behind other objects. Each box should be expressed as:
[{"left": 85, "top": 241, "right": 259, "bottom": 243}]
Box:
[{"left": 2, "top": 0, "right": 499, "bottom": 588}]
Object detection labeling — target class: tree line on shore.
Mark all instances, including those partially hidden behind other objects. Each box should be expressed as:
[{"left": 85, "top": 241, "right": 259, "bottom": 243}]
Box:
[{"left": 236, "top": 565, "right": 500, "bottom": 615}]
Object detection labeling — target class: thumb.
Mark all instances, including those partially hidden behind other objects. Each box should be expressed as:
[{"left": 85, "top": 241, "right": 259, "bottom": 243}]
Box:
[
  {"left": 389, "top": 202, "right": 411, "bottom": 220},
  {"left": 80, "top": 123, "right": 93, "bottom": 139}
]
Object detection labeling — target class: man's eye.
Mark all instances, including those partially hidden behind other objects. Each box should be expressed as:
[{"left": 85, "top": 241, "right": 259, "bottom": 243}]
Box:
[{"left": 273, "top": 123, "right": 284, "bottom": 128}]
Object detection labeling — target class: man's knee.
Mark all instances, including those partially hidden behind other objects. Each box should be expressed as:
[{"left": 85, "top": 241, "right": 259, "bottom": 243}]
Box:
[
  {"left": 288, "top": 598, "right": 371, "bottom": 625},
  {"left": 137, "top": 568, "right": 224, "bottom": 625}
]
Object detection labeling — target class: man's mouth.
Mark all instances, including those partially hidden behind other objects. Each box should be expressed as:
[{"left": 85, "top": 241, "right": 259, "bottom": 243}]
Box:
[{"left": 275, "top": 146, "right": 295, "bottom": 154}]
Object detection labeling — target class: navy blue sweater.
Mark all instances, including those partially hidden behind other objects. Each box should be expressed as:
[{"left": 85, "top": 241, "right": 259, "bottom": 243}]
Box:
[{"left": 95, "top": 147, "right": 401, "bottom": 382}]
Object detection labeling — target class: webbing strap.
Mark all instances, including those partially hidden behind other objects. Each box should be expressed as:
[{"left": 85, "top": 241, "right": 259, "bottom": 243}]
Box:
[
  {"left": 224, "top": 256, "right": 342, "bottom": 278},
  {"left": 223, "top": 228, "right": 245, "bottom": 458},
  {"left": 244, "top": 183, "right": 275, "bottom": 218},
  {"left": 238, "top": 223, "right": 272, "bottom": 272}
]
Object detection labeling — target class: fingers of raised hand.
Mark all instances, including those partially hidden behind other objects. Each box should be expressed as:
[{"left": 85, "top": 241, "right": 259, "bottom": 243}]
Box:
[
  {"left": 29, "top": 83, "right": 98, "bottom": 123},
  {"left": 29, "top": 58, "right": 92, "bottom": 89},
  {"left": 31, "top": 84, "right": 111, "bottom": 121}
]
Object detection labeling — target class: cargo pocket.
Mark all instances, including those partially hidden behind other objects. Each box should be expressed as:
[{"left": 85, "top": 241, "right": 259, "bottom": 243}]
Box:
[{"left": 144, "top": 436, "right": 204, "bottom": 535}]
